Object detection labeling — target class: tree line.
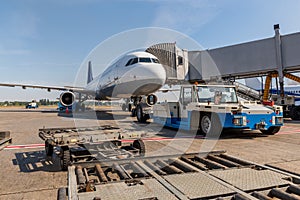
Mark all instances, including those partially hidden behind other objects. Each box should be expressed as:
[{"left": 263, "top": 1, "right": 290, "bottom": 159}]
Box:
[{"left": 0, "top": 99, "right": 58, "bottom": 106}]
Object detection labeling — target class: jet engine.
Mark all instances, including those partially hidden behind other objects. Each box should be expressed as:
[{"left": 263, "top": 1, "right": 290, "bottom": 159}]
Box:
[
  {"left": 60, "top": 91, "right": 75, "bottom": 107},
  {"left": 146, "top": 94, "right": 158, "bottom": 106}
]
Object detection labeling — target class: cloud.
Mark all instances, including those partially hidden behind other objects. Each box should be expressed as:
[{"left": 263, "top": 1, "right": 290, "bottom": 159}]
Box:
[{"left": 152, "top": 0, "right": 220, "bottom": 34}]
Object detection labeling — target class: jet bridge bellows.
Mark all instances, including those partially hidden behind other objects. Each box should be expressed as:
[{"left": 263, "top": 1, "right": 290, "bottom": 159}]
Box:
[{"left": 147, "top": 25, "right": 300, "bottom": 83}]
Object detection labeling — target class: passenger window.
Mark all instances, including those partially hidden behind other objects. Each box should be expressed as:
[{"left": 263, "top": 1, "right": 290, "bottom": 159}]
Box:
[
  {"left": 125, "top": 59, "right": 133, "bottom": 66},
  {"left": 139, "top": 57, "right": 152, "bottom": 63}
]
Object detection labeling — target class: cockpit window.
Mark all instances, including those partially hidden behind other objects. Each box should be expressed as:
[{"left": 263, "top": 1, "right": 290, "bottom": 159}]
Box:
[
  {"left": 125, "top": 59, "right": 133, "bottom": 66},
  {"left": 131, "top": 57, "right": 138, "bottom": 65},
  {"left": 139, "top": 57, "right": 152, "bottom": 63},
  {"left": 126, "top": 57, "right": 160, "bottom": 66},
  {"left": 151, "top": 58, "right": 160, "bottom": 63}
]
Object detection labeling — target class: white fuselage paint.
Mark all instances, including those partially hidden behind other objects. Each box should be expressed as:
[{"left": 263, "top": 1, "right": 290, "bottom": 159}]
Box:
[{"left": 85, "top": 51, "right": 167, "bottom": 100}]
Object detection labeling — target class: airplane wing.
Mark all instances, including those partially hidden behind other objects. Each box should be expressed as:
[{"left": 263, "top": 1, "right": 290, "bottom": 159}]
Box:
[{"left": 0, "top": 83, "right": 87, "bottom": 93}]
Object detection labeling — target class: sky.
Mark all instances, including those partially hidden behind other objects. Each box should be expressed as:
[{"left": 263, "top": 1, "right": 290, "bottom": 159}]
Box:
[{"left": 0, "top": 0, "right": 300, "bottom": 101}]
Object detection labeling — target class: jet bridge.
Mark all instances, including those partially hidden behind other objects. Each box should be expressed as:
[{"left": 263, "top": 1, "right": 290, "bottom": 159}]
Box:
[{"left": 146, "top": 24, "right": 300, "bottom": 101}]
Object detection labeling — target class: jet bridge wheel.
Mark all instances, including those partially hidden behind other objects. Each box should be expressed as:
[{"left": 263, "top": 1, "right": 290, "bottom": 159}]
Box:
[
  {"left": 132, "top": 139, "right": 145, "bottom": 156},
  {"left": 45, "top": 139, "right": 54, "bottom": 156},
  {"left": 261, "top": 126, "right": 281, "bottom": 135},
  {"left": 199, "top": 113, "right": 222, "bottom": 138},
  {"left": 290, "top": 106, "right": 300, "bottom": 120},
  {"left": 60, "top": 147, "right": 71, "bottom": 171}
]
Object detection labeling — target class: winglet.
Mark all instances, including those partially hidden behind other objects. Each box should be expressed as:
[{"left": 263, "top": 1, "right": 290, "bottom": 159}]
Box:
[{"left": 87, "top": 61, "right": 93, "bottom": 84}]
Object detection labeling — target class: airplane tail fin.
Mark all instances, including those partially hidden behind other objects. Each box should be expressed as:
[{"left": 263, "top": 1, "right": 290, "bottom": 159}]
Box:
[{"left": 87, "top": 61, "right": 93, "bottom": 84}]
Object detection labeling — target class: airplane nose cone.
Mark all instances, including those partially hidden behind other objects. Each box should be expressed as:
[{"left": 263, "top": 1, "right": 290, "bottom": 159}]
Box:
[{"left": 140, "top": 63, "right": 166, "bottom": 86}]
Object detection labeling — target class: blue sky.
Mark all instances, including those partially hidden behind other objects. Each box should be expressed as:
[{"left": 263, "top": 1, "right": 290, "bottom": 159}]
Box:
[{"left": 0, "top": 0, "right": 300, "bottom": 101}]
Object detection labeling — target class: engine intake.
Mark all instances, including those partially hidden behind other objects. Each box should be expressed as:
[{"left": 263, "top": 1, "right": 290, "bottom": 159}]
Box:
[
  {"left": 60, "top": 91, "right": 75, "bottom": 107},
  {"left": 146, "top": 94, "right": 157, "bottom": 106}
]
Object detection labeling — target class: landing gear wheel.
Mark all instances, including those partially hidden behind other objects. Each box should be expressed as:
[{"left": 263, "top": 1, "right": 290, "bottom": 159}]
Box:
[
  {"left": 261, "top": 126, "right": 281, "bottom": 135},
  {"left": 136, "top": 105, "right": 148, "bottom": 123},
  {"left": 131, "top": 108, "right": 136, "bottom": 117},
  {"left": 200, "top": 113, "right": 222, "bottom": 138},
  {"left": 45, "top": 139, "right": 53, "bottom": 156},
  {"left": 291, "top": 106, "right": 300, "bottom": 120},
  {"left": 133, "top": 139, "right": 145, "bottom": 156},
  {"left": 60, "top": 147, "right": 71, "bottom": 171},
  {"left": 122, "top": 104, "right": 126, "bottom": 111},
  {"left": 128, "top": 104, "right": 132, "bottom": 112}
]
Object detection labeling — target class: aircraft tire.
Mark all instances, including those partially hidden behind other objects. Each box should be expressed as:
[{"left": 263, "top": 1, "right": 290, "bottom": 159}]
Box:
[
  {"left": 131, "top": 108, "right": 136, "bottom": 117},
  {"left": 136, "top": 105, "right": 147, "bottom": 123},
  {"left": 122, "top": 103, "right": 126, "bottom": 111}
]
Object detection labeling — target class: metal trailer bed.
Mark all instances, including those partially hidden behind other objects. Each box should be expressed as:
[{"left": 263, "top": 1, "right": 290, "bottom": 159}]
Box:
[
  {"left": 38, "top": 126, "right": 146, "bottom": 171},
  {"left": 59, "top": 150, "right": 300, "bottom": 200}
]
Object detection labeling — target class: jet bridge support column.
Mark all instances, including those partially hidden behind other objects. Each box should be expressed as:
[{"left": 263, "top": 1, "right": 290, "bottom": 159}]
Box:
[{"left": 274, "top": 24, "right": 285, "bottom": 103}]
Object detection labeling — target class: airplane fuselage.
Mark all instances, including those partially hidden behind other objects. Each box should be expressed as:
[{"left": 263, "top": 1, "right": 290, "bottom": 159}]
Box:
[{"left": 85, "top": 51, "right": 166, "bottom": 100}]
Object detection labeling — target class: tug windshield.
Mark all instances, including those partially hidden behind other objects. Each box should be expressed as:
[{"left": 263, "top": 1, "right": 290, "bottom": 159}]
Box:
[{"left": 197, "top": 86, "right": 238, "bottom": 104}]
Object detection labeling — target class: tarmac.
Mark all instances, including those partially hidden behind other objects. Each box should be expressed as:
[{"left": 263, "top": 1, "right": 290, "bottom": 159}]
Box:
[{"left": 0, "top": 106, "right": 300, "bottom": 200}]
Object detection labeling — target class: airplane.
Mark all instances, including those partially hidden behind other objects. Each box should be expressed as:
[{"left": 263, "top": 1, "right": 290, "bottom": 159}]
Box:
[
  {"left": 243, "top": 77, "right": 300, "bottom": 104},
  {"left": 0, "top": 51, "right": 167, "bottom": 122}
]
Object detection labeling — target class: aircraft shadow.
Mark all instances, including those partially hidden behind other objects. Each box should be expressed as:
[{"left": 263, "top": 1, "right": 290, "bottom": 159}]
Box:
[
  {"left": 13, "top": 150, "right": 61, "bottom": 173},
  {"left": 0, "top": 109, "right": 57, "bottom": 113},
  {"left": 58, "top": 109, "right": 129, "bottom": 120}
]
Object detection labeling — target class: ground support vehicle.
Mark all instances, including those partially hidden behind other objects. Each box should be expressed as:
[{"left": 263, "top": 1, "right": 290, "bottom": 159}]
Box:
[
  {"left": 25, "top": 101, "right": 38, "bottom": 109},
  {"left": 152, "top": 84, "right": 283, "bottom": 136},
  {"left": 0, "top": 131, "right": 12, "bottom": 151},
  {"left": 38, "top": 126, "right": 146, "bottom": 171},
  {"left": 58, "top": 150, "right": 300, "bottom": 200}
]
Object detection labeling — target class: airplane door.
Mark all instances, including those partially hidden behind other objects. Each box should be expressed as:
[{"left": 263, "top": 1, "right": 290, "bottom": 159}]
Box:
[{"left": 180, "top": 87, "right": 192, "bottom": 118}]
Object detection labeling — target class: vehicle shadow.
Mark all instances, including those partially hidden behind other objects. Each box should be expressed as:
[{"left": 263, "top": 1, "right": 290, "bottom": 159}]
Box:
[
  {"left": 153, "top": 127, "right": 268, "bottom": 140},
  {"left": 12, "top": 150, "right": 61, "bottom": 172}
]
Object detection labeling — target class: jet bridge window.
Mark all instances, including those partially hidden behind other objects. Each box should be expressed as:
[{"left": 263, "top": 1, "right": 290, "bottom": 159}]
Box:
[{"left": 181, "top": 87, "right": 192, "bottom": 105}]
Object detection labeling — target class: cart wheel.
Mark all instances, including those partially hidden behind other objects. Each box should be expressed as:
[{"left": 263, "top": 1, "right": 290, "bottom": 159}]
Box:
[
  {"left": 60, "top": 148, "right": 71, "bottom": 171},
  {"left": 57, "top": 187, "right": 67, "bottom": 200},
  {"left": 133, "top": 139, "right": 145, "bottom": 156},
  {"left": 45, "top": 139, "right": 53, "bottom": 156}
]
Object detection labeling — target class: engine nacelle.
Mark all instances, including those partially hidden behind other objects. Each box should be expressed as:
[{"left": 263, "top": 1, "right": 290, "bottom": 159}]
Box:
[
  {"left": 146, "top": 94, "right": 158, "bottom": 106},
  {"left": 60, "top": 91, "right": 75, "bottom": 107}
]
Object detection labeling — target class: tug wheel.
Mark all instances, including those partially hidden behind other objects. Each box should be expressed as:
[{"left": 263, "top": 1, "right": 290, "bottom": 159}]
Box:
[{"left": 261, "top": 126, "right": 281, "bottom": 135}]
